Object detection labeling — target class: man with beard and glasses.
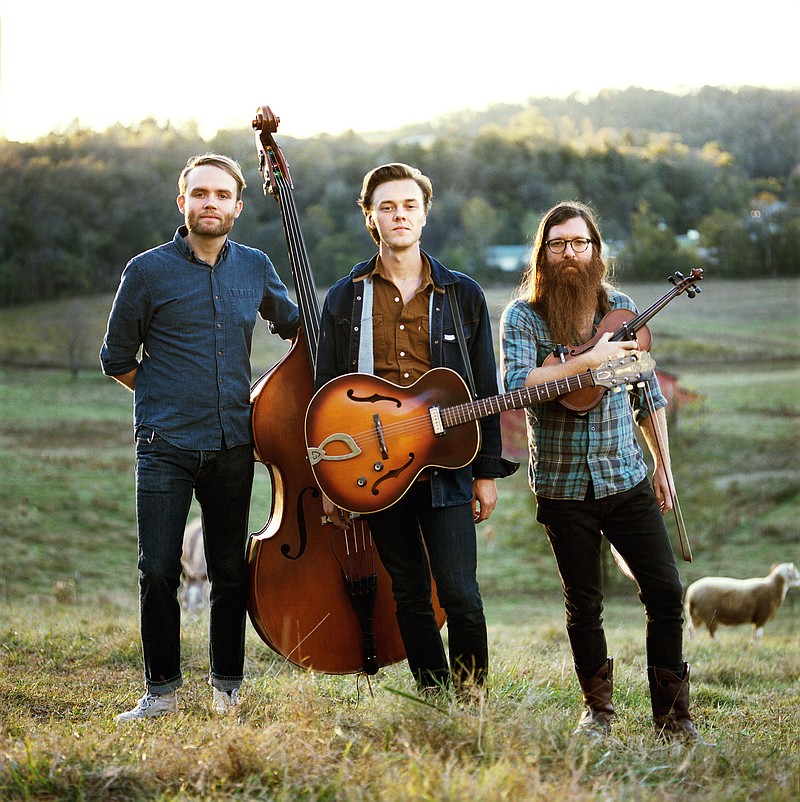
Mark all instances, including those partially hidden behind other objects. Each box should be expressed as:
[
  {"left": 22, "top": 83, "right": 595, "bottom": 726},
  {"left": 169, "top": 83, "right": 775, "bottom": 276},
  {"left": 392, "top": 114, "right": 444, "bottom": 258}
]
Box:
[
  {"left": 499, "top": 201, "right": 700, "bottom": 742},
  {"left": 101, "top": 153, "right": 299, "bottom": 723}
]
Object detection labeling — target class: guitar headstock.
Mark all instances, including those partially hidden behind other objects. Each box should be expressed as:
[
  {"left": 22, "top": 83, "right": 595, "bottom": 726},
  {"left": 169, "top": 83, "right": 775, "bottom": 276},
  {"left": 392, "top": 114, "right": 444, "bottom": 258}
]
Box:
[
  {"left": 668, "top": 267, "right": 703, "bottom": 299},
  {"left": 592, "top": 351, "right": 656, "bottom": 389},
  {"left": 253, "top": 105, "right": 293, "bottom": 200}
]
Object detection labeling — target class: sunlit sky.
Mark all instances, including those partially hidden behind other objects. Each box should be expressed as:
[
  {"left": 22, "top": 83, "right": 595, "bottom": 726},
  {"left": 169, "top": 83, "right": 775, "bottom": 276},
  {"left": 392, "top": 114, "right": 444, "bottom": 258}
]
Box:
[{"left": 1, "top": 0, "right": 797, "bottom": 143}]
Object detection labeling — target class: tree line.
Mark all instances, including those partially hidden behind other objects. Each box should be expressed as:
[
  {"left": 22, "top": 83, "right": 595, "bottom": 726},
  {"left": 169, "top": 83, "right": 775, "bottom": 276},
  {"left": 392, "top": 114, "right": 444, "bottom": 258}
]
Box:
[{"left": 0, "top": 86, "right": 798, "bottom": 307}]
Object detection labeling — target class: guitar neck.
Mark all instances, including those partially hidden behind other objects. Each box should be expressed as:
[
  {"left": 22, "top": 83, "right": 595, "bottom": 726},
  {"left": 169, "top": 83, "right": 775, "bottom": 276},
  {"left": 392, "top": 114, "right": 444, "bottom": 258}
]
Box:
[{"left": 441, "top": 369, "right": 597, "bottom": 428}]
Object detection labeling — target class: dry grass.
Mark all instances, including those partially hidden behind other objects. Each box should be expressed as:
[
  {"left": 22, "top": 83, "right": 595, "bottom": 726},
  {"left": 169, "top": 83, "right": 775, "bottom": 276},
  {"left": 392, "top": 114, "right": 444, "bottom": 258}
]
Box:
[
  {"left": 1, "top": 278, "right": 798, "bottom": 799},
  {"left": 2, "top": 599, "right": 799, "bottom": 802}
]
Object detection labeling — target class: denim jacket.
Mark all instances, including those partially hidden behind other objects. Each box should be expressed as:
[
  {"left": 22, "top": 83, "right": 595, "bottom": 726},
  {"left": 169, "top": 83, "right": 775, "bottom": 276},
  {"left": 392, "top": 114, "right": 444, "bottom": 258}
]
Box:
[{"left": 315, "top": 252, "right": 517, "bottom": 508}]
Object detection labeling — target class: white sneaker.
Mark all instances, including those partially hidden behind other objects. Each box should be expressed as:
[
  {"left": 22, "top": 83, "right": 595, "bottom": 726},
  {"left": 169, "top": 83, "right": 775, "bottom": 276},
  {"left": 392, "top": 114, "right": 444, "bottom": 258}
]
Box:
[
  {"left": 212, "top": 687, "right": 241, "bottom": 714},
  {"left": 115, "top": 691, "right": 177, "bottom": 724}
]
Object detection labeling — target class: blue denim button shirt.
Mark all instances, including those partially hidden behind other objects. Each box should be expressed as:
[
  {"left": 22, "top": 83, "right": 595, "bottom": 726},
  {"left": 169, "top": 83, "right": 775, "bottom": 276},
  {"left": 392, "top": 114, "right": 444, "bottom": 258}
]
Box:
[{"left": 100, "top": 227, "right": 299, "bottom": 450}]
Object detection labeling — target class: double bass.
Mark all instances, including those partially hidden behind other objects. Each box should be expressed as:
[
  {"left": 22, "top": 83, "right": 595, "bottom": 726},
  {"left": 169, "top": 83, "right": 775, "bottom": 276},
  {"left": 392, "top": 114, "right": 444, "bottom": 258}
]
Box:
[{"left": 246, "top": 106, "right": 444, "bottom": 674}]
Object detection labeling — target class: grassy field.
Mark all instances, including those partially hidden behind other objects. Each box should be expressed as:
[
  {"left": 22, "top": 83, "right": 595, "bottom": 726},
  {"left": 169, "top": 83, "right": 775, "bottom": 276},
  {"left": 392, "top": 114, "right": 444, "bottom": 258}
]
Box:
[{"left": 1, "top": 278, "right": 799, "bottom": 800}]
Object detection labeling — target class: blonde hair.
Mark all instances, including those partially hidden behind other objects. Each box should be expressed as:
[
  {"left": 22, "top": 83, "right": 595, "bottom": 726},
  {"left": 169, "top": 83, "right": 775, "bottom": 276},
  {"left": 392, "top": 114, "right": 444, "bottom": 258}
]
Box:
[{"left": 178, "top": 153, "right": 246, "bottom": 201}]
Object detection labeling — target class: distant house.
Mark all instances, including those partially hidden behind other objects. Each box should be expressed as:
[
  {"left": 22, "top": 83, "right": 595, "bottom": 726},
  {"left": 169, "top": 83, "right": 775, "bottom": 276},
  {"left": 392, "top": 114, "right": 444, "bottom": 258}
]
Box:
[
  {"left": 486, "top": 245, "right": 531, "bottom": 272},
  {"left": 488, "top": 240, "right": 622, "bottom": 272}
]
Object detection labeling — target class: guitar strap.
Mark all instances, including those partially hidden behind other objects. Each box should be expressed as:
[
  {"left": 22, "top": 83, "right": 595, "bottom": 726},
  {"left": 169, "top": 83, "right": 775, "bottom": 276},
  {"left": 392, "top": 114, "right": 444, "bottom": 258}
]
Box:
[{"left": 446, "top": 283, "right": 477, "bottom": 398}]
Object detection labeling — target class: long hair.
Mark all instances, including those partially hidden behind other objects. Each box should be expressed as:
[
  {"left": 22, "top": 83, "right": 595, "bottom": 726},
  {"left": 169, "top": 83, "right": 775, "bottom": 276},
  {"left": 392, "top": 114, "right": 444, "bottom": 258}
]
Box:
[{"left": 357, "top": 163, "right": 433, "bottom": 245}]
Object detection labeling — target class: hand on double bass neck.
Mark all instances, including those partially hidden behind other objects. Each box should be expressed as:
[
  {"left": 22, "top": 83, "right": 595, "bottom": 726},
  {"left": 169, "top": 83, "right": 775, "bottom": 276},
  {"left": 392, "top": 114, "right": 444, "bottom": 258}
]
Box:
[
  {"left": 322, "top": 493, "right": 352, "bottom": 530},
  {"left": 532, "top": 332, "right": 638, "bottom": 386}
]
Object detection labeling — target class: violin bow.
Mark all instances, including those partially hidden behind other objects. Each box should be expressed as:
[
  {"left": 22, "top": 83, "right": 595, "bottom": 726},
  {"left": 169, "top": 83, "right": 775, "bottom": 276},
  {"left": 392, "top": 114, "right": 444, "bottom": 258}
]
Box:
[{"left": 642, "top": 381, "right": 693, "bottom": 562}]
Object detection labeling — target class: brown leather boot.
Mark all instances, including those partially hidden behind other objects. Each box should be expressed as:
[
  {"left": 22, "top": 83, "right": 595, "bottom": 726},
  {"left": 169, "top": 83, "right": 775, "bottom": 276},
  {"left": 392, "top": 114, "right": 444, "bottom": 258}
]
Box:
[
  {"left": 574, "top": 657, "right": 615, "bottom": 736},
  {"left": 648, "top": 662, "right": 700, "bottom": 742}
]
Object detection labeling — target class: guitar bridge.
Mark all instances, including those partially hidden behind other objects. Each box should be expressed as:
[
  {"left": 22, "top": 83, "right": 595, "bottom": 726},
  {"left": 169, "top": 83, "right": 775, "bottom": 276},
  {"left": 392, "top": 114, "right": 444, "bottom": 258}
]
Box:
[{"left": 429, "top": 405, "right": 445, "bottom": 437}]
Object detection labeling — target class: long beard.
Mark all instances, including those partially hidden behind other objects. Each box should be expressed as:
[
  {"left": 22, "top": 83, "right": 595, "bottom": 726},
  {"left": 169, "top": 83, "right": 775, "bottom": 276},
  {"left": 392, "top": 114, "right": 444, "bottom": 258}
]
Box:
[{"left": 535, "top": 255, "right": 606, "bottom": 347}]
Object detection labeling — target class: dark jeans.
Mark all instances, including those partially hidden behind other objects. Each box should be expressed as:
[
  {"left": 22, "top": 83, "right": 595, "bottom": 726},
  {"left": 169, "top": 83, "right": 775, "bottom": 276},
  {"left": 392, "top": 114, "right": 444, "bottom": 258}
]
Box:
[
  {"left": 135, "top": 430, "right": 254, "bottom": 694},
  {"left": 367, "top": 482, "right": 488, "bottom": 689},
  {"left": 536, "top": 479, "right": 684, "bottom": 677}
]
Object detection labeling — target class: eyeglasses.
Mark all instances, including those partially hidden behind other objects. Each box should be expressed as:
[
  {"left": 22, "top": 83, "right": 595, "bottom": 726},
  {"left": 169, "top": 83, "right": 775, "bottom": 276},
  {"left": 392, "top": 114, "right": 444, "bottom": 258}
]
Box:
[{"left": 545, "top": 237, "right": 592, "bottom": 254}]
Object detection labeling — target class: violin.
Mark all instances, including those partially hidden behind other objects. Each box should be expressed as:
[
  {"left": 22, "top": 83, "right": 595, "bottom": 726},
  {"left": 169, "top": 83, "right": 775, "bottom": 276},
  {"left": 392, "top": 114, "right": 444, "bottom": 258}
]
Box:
[
  {"left": 543, "top": 268, "right": 703, "bottom": 413},
  {"left": 245, "top": 107, "right": 444, "bottom": 674}
]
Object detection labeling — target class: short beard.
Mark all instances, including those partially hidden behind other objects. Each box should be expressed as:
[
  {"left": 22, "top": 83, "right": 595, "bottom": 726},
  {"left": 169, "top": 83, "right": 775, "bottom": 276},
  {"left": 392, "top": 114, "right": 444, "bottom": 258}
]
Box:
[
  {"left": 185, "top": 209, "right": 236, "bottom": 239},
  {"left": 534, "top": 254, "right": 607, "bottom": 347}
]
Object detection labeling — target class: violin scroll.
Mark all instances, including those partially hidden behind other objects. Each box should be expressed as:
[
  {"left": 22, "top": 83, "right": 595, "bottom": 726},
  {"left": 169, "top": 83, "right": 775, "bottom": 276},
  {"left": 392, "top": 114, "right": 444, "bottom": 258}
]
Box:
[{"left": 668, "top": 268, "right": 703, "bottom": 298}]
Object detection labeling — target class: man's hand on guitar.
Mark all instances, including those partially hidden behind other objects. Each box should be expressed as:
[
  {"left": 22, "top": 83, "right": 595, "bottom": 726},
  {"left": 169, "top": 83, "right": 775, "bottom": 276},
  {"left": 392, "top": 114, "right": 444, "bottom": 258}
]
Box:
[
  {"left": 586, "top": 332, "right": 638, "bottom": 369},
  {"left": 472, "top": 478, "right": 498, "bottom": 523}
]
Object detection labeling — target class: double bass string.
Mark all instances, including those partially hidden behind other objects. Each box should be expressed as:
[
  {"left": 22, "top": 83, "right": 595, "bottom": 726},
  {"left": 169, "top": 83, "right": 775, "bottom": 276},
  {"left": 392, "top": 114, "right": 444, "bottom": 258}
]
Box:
[{"left": 272, "top": 168, "right": 321, "bottom": 360}]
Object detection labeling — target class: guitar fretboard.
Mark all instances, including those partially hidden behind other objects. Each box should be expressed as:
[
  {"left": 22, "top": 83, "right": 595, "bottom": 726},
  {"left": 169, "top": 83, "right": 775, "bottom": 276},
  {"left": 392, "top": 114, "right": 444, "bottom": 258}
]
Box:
[{"left": 441, "top": 370, "right": 596, "bottom": 427}]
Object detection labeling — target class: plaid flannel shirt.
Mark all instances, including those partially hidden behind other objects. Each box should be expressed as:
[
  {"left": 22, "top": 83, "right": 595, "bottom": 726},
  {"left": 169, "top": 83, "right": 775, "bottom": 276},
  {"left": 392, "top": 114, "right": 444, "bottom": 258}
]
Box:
[{"left": 500, "top": 289, "right": 667, "bottom": 500}]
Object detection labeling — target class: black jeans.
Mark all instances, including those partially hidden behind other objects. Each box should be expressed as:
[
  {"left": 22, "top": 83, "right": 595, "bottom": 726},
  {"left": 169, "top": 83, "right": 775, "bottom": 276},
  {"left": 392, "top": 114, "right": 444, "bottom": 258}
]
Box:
[
  {"left": 134, "top": 431, "right": 254, "bottom": 694},
  {"left": 536, "top": 479, "right": 684, "bottom": 677},
  {"left": 367, "top": 482, "right": 488, "bottom": 689}
]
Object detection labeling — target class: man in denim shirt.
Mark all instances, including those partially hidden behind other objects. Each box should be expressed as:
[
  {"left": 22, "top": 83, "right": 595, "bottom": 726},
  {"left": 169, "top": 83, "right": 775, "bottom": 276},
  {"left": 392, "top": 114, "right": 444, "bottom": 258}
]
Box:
[
  {"left": 316, "top": 163, "right": 516, "bottom": 696},
  {"left": 500, "top": 201, "right": 699, "bottom": 742},
  {"left": 101, "top": 154, "right": 298, "bottom": 723}
]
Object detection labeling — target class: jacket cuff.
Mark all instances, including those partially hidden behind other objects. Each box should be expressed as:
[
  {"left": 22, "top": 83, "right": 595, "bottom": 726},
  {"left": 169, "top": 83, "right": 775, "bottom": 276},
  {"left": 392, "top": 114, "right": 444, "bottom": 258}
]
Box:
[{"left": 472, "top": 454, "right": 520, "bottom": 480}]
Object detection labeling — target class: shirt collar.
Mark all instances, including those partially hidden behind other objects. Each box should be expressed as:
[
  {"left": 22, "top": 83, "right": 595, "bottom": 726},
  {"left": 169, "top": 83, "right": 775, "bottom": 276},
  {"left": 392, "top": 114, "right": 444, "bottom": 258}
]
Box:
[
  {"left": 174, "top": 226, "right": 230, "bottom": 263},
  {"left": 365, "top": 253, "right": 436, "bottom": 294}
]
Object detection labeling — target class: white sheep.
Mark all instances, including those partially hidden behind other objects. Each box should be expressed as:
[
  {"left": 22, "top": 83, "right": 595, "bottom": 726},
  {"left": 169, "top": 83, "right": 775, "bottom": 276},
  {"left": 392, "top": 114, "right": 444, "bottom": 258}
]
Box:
[
  {"left": 685, "top": 562, "right": 800, "bottom": 641},
  {"left": 180, "top": 518, "right": 208, "bottom": 613}
]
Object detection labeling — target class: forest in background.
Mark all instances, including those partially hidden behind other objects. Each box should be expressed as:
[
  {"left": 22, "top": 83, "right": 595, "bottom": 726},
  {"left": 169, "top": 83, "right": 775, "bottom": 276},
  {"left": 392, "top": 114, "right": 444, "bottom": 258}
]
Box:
[{"left": 0, "top": 85, "right": 798, "bottom": 306}]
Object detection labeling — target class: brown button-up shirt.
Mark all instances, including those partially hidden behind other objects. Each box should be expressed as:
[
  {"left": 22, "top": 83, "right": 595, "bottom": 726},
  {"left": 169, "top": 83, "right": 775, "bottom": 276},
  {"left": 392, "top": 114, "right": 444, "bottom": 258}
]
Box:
[{"left": 368, "top": 256, "right": 443, "bottom": 386}]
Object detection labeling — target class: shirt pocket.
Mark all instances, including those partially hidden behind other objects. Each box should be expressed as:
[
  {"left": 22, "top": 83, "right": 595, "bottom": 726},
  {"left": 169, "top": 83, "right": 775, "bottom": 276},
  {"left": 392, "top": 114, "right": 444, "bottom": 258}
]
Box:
[
  {"left": 228, "top": 287, "right": 260, "bottom": 331},
  {"left": 369, "top": 312, "right": 387, "bottom": 359}
]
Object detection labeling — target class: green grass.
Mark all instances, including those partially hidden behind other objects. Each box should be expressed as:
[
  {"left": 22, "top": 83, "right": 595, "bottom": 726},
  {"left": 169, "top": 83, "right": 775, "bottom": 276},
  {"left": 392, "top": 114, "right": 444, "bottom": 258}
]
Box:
[{"left": 1, "top": 278, "right": 799, "bottom": 800}]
